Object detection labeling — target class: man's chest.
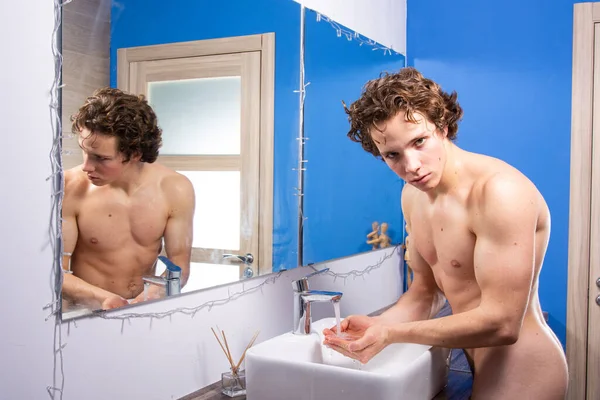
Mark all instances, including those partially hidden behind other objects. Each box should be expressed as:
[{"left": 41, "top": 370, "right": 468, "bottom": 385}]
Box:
[
  {"left": 408, "top": 202, "right": 476, "bottom": 279},
  {"left": 76, "top": 193, "right": 169, "bottom": 249}
]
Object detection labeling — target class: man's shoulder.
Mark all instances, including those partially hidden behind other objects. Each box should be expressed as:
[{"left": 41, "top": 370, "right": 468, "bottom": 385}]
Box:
[
  {"left": 63, "top": 167, "right": 89, "bottom": 215},
  {"left": 400, "top": 183, "right": 420, "bottom": 225},
  {"left": 153, "top": 165, "right": 194, "bottom": 202},
  {"left": 159, "top": 168, "right": 192, "bottom": 189},
  {"left": 143, "top": 163, "right": 188, "bottom": 186},
  {"left": 64, "top": 166, "right": 89, "bottom": 197},
  {"left": 469, "top": 157, "right": 544, "bottom": 224},
  {"left": 471, "top": 155, "right": 539, "bottom": 203},
  {"left": 401, "top": 181, "right": 422, "bottom": 203}
]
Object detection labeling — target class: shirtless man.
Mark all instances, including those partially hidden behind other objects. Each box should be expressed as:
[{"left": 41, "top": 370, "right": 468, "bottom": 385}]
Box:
[
  {"left": 323, "top": 68, "right": 568, "bottom": 399},
  {"left": 62, "top": 87, "right": 195, "bottom": 311}
]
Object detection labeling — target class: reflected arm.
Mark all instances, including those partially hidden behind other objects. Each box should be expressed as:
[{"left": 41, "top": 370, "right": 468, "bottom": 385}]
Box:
[{"left": 162, "top": 173, "right": 195, "bottom": 287}]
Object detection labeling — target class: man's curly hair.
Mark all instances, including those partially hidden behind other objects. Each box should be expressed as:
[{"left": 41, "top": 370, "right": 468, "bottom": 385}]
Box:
[
  {"left": 345, "top": 67, "right": 463, "bottom": 158},
  {"left": 71, "top": 87, "right": 162, "bottom": 163}
]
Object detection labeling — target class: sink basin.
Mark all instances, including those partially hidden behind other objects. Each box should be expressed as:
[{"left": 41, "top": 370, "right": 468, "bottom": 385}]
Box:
[{"left": 246, "top": 317, "right": 449, "bottom": 400}]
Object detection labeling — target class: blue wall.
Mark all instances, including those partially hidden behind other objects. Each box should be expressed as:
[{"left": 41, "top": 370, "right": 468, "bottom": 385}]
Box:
[
  {"left": 408, "top": 0, "right": 584, "bottom": 346},
  {"left": 110, "top": 0, "right": 301, "bottom": 271},
  {"left": 302, "top": 9, "right": 406, "bottom": 264},
  {"left": 109, "top": 0, "right": 577, "bottom": 347}
]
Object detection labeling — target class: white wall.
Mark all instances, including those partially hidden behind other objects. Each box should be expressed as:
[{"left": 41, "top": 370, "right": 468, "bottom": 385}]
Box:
[
  {"left": 61, "top": 248, "right": 402, "bottom": 399},
  {"left": 0, "top": 1, "right": 56, "bottom": 400},
  {"left": 0, "top": 2, "right": 404, "bottom": 400}
]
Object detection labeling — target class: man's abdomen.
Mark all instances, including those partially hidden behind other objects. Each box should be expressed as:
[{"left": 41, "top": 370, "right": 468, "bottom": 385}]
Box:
[{"left": 72, "top": 241, "right": 161, "bottom": 299}]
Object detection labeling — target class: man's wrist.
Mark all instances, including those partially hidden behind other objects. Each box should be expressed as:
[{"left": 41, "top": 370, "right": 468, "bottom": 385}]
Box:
[
  {"left": 93, "top": 288, "right": 120, "bottom": 304},
  {"left": 384, "top": 322, "right": 405, "bottom": 345}
]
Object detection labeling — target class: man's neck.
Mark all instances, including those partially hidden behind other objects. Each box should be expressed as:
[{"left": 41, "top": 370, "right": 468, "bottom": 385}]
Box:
[
  {"left": 110, "top": 162, "right": 146, "bottom": 195},
  {"left": 427, "top": 142, "right": 463, "bottom": 200}
]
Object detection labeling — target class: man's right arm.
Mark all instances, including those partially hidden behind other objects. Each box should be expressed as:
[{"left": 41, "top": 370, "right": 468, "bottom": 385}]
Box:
[
  {"left": 375, "top": 187, "right": 444, "bottom": 324},
  {"left": 61, "top": 170, "right": 126, "bottom": 310},
  {"left": 322, "top": 195, "right": 445, "bottom": 360},
  {"left": 376, "top": 231, "right": 445, "bottom": 324}
]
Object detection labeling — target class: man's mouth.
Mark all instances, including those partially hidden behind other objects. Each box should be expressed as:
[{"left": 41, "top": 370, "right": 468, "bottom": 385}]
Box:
[{"left": 411, "top": 174, "right": 429, "bottom": 184}]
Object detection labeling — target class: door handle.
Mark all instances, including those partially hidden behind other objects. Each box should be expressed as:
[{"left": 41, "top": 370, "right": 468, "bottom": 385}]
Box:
[
  {"left": 222, "top": 253, "right": 254, "bottom": 265},
  {"left": 222, "top": 253, "right": 254, "bottom": 279}
]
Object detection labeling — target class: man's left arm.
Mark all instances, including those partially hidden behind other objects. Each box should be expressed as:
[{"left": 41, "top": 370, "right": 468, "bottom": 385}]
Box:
[
  {"left": 385, "top": 174, "right": 538, "bottom": 349},
  {"left": 161, "top": 174, "right": 195, "bottom": 287}
]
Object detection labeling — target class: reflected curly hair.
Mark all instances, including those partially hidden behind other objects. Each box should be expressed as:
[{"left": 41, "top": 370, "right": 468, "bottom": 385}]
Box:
[
  {"left": 345, "top": 67, "right": 463, "bottom": 158},
  {"left": 71, "top": 87, "right": 162, "bottom": 163}
]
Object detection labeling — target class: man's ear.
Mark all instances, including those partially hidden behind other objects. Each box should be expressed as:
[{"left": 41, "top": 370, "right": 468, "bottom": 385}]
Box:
[
  {"left": 130, "top": 151, "right": 142, "bottom": 162},
  {"left": 437, "top": 126, "right": 448, "bottom": 138},
  {"left": 121, "top": 151, "right": 142, "bottom": 164}
]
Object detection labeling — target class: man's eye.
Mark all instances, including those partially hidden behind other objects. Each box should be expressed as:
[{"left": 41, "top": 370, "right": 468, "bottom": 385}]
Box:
[
  {"left": 385, "top": 153, "right": 398, "bottom": 160},
  {"left": 415, "top": 138, "right": 426, "bottom": 146}
]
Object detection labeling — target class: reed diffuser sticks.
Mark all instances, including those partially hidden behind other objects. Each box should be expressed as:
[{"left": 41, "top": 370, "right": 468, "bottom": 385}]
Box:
[{"left": 211, "top": 327, "right": 260, "bottom": 375}]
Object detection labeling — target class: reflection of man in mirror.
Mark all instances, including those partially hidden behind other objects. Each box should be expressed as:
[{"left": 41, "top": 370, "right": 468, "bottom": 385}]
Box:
[
  {"left": 323, "top": 68, "right": 568, "bottom": 399},
  {"left": 62, "top": 87, "right": 195, "bottom": 311}
]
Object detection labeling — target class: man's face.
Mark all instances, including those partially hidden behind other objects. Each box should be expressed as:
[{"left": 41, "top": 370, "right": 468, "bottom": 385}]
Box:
[
  {"left": 78, "top": 129, "right": 128, "bottom": 186},
  {"left": 370, "top": 112, "right": 447, "bottom": 192}
]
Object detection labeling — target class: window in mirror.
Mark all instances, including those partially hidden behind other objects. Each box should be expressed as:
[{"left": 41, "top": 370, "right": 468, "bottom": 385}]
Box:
[{"left": 148, "top": 77, "right": 242, "bottom": 155}]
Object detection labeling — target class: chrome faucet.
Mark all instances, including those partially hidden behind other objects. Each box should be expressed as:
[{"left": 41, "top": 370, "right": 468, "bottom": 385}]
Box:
[
  {"left": 142, "top": 256, "right": 182, "bottom": 297},
  {"left": 292, "top": 268, "right": 343, "bottom": 335}
]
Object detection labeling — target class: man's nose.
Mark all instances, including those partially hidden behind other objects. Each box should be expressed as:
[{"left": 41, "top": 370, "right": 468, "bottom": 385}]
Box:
[
  {"left": 81, "top": 156, "right": 94, "bottom": 172},
  {"left": 404, "top": 156, "right": 421, "bottom": 174}
]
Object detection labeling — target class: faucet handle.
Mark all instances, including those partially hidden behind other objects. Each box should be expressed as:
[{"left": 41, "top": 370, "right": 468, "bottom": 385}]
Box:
[
  {"left": 158, "top": 256, "right": 181, "bottom": 280},
  {"left": 142, "top": 276, "right": 166, "bottom": 286},
  {"left": 292, "top": 267, "right": 330, "bottom": 292}
]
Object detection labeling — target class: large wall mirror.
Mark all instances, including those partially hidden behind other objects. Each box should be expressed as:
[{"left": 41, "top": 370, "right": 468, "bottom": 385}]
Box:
[{"left": 60, "top": 0, "right": 406, "bottom": 320}]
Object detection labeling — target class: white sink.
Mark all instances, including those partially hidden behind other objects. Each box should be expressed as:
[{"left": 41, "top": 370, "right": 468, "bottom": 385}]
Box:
[{"left": 245, "top": 317, "right": 449, "bottom": 400}]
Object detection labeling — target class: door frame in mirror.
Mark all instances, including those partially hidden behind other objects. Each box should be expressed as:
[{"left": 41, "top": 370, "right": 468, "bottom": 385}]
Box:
[{"left": 116, "top": 33, "right": 275, "bottom": 275}]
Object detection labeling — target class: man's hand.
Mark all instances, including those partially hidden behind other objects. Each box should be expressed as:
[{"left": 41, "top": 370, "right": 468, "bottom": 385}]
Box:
[
  {"left": 130, "top": 284, "right": 166, "bottom": 304},
  {"left": 101, "top": 295, "right": 129, "bottom": 310},
  {"left": 322, "top": 315, "right": 391, "bottom": 364}
]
